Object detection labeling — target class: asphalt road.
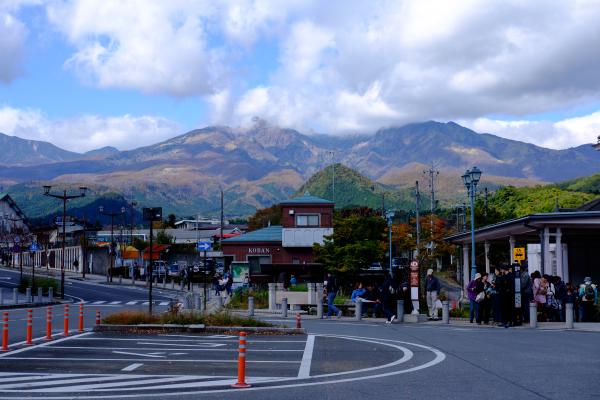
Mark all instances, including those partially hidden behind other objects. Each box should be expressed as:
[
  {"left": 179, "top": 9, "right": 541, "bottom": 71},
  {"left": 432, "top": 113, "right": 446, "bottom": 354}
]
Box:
[
  {"left": 0, "top": 317, "right": 598, "bottom": 400},
  {"left": 0, "top": 267, "right": 179, "bottom": 345}
]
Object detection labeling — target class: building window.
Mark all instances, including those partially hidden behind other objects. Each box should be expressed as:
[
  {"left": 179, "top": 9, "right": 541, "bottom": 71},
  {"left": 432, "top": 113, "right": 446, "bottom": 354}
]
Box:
[{"left": 296, "top": 214, "right": 319, "bottom": 227}]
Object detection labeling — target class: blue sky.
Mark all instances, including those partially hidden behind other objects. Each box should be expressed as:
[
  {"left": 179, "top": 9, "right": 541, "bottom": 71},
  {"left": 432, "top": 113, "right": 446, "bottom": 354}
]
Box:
[{"left": 2, "top": 1, "right": 600, "bottom": 152}]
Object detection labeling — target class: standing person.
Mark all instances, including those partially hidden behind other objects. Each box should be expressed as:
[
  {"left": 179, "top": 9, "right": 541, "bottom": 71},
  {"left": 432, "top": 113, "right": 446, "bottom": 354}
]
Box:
[
  {"left": 520, "top": 265, "right": 533, "bottom": 323},
  {"left": 579, "top": 277, "right": 598, "bottom": 322},
  {"left": 466, "top": 273, "right": 484, "bottom": 323},
  {"left": 498, "top": 265, "right": 515, "bottom": 328},
  {"left": 401, "top": 282, "right": 413, "bottom": 315},
  {"left": 481, "top": 273, "right": 492, "bottom": 324},
  {"left": 325, "top": 272, "right": 342, "bottom": 318},
  {"left": 564, "top": 283, "right": 579, "bottom": 322},
  {"left": 379, "top": 274, "right": 397, "bottom": 323},
  {"left": 425, "top": 269, "right": 441, "bottom": 320},
  {"left": 490, "top": 267, "right": 502, "bottom": 325}
]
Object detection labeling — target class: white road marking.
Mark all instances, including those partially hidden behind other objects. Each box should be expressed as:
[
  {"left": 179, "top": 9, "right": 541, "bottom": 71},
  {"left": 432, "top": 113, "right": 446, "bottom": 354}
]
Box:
[
  {"left": 0, "top": 375, "right": 130, "bottom": 389},
  {"left": 125, "top": 301, "right": 137, "bottom": 305},
  {"left": 137, "top": 342, "right": 226, "bottom": 348},
  {"left": 158, "top": 302, "right": 169, "bottom": 306},
  {"left": 108, "top": 301, "right": 121, "bottom": 305},
  {"left": 142, "top": 302, "right": 149, "bottom": 305},
  {"left": 297, "top": 334, "right": 315, "bottom": 378},
  {"left": 48, "top": 346, "right": 301, "bottom": 352},
  {"left": 121, "top": 363, "right": 143, "bottom": 372},
  {"left": 91, "top": 301, "right": 107, "bottom": 305},
  {"left": 1, "top": 357, "right": 301, "bottom": 363},
  {"left": 112, "top": 351, "right": 165, "bottom": 358},
  {"left": 36, "top": 376, "right": 202, "bottom": 393},
  {"left": 0, "top": 335, "right": 445, "bottom": 398},
  {"left": 0, "top": 331, "right": 93, "bottom": 358}
]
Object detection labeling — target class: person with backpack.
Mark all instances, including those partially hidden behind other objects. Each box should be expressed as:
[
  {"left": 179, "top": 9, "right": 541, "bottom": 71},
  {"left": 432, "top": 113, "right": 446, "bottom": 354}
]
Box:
[
  {"left": 578, "top": 277, "right": 598, "bottom": 322},
  {"left": 325, "top": 272, "right": 342, "bottom": 318}
]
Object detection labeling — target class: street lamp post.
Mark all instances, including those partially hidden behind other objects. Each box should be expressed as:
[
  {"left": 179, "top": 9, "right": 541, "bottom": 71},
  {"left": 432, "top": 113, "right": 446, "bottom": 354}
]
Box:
[
  {"left": 462, "top": 167, "right": 482, "bottom": 280},
  {"left": 385, "top": 210, "right": 395, "bottom": 276},
  {"left": 43, "top": 185, "right": 87, "bottom": 299},
  {"left": 6, "top": 215, "right": 22, "bottom": 279},
  {"left": 99, "top": 206, "right": 126, "bottom": 283}
]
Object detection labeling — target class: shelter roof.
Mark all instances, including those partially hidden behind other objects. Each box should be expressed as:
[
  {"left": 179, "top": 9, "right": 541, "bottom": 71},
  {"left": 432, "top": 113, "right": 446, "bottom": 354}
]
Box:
[{"left": 222, "top": 225, "right": 282, "bottom": 243}]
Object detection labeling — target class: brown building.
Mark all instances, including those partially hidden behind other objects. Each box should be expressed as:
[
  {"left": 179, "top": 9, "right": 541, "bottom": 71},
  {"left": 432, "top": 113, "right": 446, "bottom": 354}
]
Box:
[{"left": 221, "top": 193, "right": 334, "bottom": 282}]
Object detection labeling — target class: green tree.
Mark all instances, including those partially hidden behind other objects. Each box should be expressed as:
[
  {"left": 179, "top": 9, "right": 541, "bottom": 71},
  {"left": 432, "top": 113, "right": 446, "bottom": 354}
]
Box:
[
  {"left": 156, "top": 230, "right": 174, "bottom": 245},
  {"left": 163, "top": 213, "right": 177, "bottom": 228},
  {"left": 313, "top": 208, "right": 386, "bottom": 277},
  {"left": 248, "top": 204, "right": 281, "bottom": 231}
]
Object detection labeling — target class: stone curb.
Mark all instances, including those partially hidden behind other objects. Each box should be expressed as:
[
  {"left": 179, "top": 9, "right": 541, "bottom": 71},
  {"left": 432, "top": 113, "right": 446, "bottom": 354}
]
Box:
[
  {"left": 93, "top": 324, "right": 306, "bottom": 335},
  {"left": 0, "top": 301, "right": 62, "bottom": 310}
]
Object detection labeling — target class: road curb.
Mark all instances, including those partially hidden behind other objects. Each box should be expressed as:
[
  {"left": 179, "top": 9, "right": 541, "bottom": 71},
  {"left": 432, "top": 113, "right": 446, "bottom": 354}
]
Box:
[
  {"left": 0, "top": 301, "right": 62, "bottom": 310},
  {"left": 93, "top": 323, "right": 306, "bottom": 335}
]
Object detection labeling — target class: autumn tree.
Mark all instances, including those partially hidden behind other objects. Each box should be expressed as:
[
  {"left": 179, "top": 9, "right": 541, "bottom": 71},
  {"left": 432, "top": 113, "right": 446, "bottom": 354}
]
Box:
[{"left": 248, "top": 204, "right": 282, "bottom": 231}]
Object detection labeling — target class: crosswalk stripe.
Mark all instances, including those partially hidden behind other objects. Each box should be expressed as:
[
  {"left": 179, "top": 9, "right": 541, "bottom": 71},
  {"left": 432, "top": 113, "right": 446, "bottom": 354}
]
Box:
[
  {"left": 108, "top": 301, "right": 121, "bottom": 305},
  {"left": 159, "top": 301, "right": 169, "bottom": 306},
  {"left": 0, "top": 375, "right": 126, "bottom": 389},
  {"left": 125, "top": 301, "right": 137, "bottom": 305},
  {"left": 91, "top": 301, "right": 107, "bottom": 305},
  {"left": 39, "top": 375, "right": 200, "bottom": 392}
]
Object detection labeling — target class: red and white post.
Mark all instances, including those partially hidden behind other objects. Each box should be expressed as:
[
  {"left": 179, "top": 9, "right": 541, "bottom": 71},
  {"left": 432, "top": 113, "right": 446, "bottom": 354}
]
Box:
[
  {"left": 95, "top": 310, "right": 101, "bottom": 326},
  {"left": 296, "top": 313, "right": 301, "bottom": 329},
  {"left": 25, "top": 309, "right": 33, "bottom": 345},
  {"left": 63, "top": 304, "right": 69, "bottom": 336},
  {"left": 1, "top": 312, "right": 8, "bottom": 352},
  {"left": 45, "top": 306, "right": 53, "bottom": 341},
  {"left": 231, "top": 331, "right": 251, "bottom": 389},
  {"left": 78, "top": 302, "right": 84, "bottom": 332}
]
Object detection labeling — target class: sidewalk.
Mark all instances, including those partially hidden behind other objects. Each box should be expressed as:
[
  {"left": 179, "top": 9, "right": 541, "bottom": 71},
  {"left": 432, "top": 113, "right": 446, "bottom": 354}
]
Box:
[{"left": 424, "top": 318, "right": 600, "bottom": 332}]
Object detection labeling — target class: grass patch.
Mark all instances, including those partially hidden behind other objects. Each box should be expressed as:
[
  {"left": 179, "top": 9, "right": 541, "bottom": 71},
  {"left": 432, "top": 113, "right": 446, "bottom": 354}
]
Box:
[
  {"left": 102, "top": 310, "right": 272, "bottom": 327},
  {"left": 228, "top": 288, "right": 269, "bottom": 309},
  {"left": 288, "top": 283, "right": 308, "bottom": 292}
]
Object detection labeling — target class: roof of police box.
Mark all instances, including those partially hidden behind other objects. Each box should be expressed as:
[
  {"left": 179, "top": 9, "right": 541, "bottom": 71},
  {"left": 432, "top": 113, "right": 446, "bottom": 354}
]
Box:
[
  {"left": 221, "top": 225, "right": 282, "bottom": 243},
  {"left": 280, "top": 192, "right": 334, "bottom": 205}
]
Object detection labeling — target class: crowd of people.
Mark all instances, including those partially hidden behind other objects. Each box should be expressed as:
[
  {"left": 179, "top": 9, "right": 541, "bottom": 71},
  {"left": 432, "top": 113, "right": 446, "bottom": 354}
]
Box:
[
  {"left": 466, "top": 264, "right": 598, "bottom": 327},
  {"left": 325, "top": 271, "right": 415, "bottom": 322}
]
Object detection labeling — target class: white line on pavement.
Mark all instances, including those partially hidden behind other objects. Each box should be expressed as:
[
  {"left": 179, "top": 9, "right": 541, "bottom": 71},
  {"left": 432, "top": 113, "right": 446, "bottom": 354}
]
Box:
[
  {"left": 121, "top": 363, "right": 143, "bottom": 372},
  {"left": 108, "top": 301, "right": 121, "bottom": 305},
  {"left": 91, "top": 301, "right": 107, "bottom": 305},
  {"left": 47, "top": 346, "right": 303, "bottom": 352},
  {"left": 1, "top": 357, "right": 302, "bottom": 363},
  {"left": 125, "top": 301, "right": 136, "bottom": 305},
  {"left": 297, "top": 334, "right": 315, "bottom": 378},
  {"left": 113, "top": 351, "right": 165, "bottom": 358},
  {"left": 0, "top": 331, "right": 93, "bottom": 358}
]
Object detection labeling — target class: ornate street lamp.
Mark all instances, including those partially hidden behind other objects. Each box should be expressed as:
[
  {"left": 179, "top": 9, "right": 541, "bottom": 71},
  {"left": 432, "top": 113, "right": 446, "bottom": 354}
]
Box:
[
  {"left": 43, "top": 185, "right": 87, "bottom": 299},
  {"left": 385, "top": 210, "right": 395, "bottom": 276},
  {"left": 462, "top": 167, "right": 482, "bottom": 280}
]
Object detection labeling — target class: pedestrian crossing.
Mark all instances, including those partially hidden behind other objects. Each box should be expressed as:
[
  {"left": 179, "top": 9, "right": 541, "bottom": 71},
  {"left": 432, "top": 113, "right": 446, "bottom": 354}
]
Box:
[
  {"left": 0, "top": 372, "right": 279, "bottom": 394},
  {"left": 80, "top": 300, "right": 173, "bottom": 306}
]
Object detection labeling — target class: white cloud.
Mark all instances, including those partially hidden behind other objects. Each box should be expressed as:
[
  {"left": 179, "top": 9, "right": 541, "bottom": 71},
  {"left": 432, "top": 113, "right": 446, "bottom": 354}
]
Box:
[
  {"left": 461, "top": 113, "right": 600, "bottom": 149},
  {"left": 0, "top": 106, "right": 181, "bottom": 152},
  {"left": 0, "top": 1, "right": 32, "bottom": 83},
  {"left": 6, "top": 0, "right": 600, "bottom": 148}
]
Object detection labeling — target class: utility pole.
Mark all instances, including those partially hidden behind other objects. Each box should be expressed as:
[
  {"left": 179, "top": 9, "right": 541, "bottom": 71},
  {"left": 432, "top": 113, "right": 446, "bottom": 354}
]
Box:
[
  {"left": 327, "top": 151, "right": 335, "bottom": 203},
  {"left": 415, "top": 181, "right": 421, "bottom": 258},
  {"left": 220, "top": 189, "right": 224, "bottom": 248},
  {"left": 424, "top": 163, "right": 439, "bottom": 255},
  {"left": 484, "top": 187, "right": 489, "bottom": 222}
]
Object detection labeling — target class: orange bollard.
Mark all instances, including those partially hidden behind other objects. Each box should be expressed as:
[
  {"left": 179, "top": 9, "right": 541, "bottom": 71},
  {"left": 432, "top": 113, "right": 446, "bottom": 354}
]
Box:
[
  {"left": 45, "top": 306, "right": 53, "bottom": 341},
  {"left": 296, "top": 313, "right": 301, "bottom": 329},
  {"left": 78, "top": 302, "right": 84, "bottom": 332},
  {"left": 1, "top": 312, "right": 8, "bottom": 352},
  {"left": 231, "top": 331, "right": 251, "bottom": 389},
  {"left": 63, "top": 304, "right": 69, "bottom": 336},
  {"left": 25, "top": 309, "right": 33, "bottom": 345},
  {"left": 95, "top": 310, "right": 101, "bottom": 326}
]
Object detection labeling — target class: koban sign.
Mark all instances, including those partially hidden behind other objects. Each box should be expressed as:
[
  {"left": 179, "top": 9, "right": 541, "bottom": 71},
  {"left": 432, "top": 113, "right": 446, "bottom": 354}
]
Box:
[{"left": 248, "top": 248, "right": 271, "bottom": 254}]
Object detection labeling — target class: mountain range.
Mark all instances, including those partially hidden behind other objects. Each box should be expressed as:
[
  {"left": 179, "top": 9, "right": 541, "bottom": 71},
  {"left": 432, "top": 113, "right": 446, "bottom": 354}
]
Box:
[{"left": 2, "top": 120, "right": 600, "bottom": 218}]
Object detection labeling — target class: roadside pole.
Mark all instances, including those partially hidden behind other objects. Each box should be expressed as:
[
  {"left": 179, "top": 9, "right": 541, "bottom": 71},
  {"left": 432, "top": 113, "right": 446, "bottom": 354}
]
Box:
[
  {"left": 203, "top": 250, "right": 207, "bottom": 310},
  {"left": 143, "top": 207, "right": 162, "bottom": 315}
]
